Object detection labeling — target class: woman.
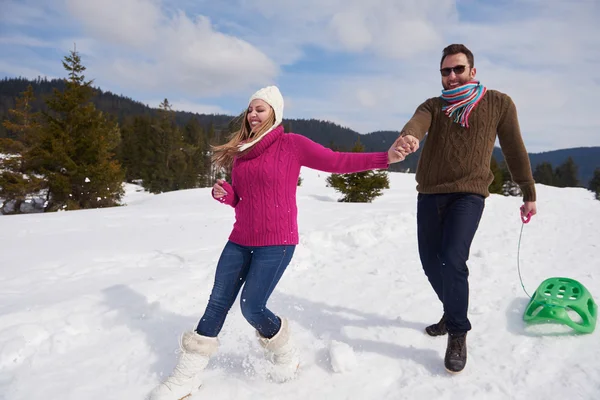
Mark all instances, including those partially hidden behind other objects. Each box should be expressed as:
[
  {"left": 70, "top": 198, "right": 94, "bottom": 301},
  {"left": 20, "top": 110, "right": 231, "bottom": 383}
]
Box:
[{"left": 149, "top": 86, "right": 407, "bottom": 400}]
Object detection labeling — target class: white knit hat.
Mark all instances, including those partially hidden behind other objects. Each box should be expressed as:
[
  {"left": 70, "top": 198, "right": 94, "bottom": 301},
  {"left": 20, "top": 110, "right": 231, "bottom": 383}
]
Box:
[{"left": 238, "top": 85, "right": 284, "bottom": 152}]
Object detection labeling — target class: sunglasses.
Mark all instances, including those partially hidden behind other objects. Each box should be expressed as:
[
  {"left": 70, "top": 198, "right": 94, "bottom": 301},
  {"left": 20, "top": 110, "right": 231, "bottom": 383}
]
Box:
[{"left": 440, "top": 65, "right": 467, "bottom": 77}]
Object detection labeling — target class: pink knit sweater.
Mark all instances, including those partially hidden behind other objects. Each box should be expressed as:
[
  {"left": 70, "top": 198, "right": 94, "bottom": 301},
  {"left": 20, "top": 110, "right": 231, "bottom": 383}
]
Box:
[{"left": 213, "top": 125, "right": 389, "bottom": 246}]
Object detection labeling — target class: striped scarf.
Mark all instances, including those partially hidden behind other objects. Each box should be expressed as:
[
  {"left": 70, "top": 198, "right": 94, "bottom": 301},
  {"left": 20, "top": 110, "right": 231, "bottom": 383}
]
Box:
[{"left": 440, "top": 81, "right": 487, "bottom": 128}]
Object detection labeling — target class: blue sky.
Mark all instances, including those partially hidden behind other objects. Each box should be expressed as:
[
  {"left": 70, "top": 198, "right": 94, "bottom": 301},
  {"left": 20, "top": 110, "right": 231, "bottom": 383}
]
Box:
[{"left": 1, "top": 0, "right": 599, "bottom": 152}]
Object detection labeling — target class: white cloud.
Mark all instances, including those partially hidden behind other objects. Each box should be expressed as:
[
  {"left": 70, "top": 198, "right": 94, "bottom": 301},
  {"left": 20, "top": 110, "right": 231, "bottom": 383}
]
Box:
[
  {"left": 240, "top": 0, "right": 457, "bottom": 60},
  {"left": 259, "top": 0, "right": 600, "bottom": 151},
  {"left": 329, "top": 10, "right": 372, "bottom": 52},
  {"left": 444, "top": 0, "right": 600, "bottom": 151},
  {"left": 476, "top": 62, "right": 600, "bottom": 151},
  {"left": 3, "top": 0, "right": 600, "bottom": 151},
  {"left": 64, "top": 0, "right": 279, "bottom": 97},
  {"left": 280, "top": 46, "right": 600, "bottom": 152},
  {"left": 160, "top": 13, "right": 277, "bottom": 88},
  {"left": 65, "top": 0, "right": 161, "bottom": 48},
  {"left": 332, "top": 0, "right": 455, "bottom": 59}
]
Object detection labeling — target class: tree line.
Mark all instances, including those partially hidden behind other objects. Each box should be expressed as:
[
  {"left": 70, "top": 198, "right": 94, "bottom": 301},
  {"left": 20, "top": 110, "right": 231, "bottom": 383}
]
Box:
[
  {"left": 0, "top": 50, "right": 233, "bottom": 214},
  {"left": 1, "top": 50, "right": 598, "bottom": 214},
  {"left": 489, "top": 155, "right": 600, "bottom": 200},
  {"left": 529, "top": 158, "right": 600, "bottom": 200}
]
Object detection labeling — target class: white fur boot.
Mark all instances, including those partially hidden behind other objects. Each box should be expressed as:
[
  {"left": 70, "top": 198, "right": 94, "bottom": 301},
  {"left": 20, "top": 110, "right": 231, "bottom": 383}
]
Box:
[
  {"left": 147, "top": 331, "right": 218, "bottom": 400},
  {"left": 256, "top": 318, "right": 300, "bottom": 382}
]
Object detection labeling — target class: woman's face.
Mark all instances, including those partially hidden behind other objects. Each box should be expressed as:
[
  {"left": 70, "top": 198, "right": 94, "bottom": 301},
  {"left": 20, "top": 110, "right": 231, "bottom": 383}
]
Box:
[{"left": 247, "top": 99, "right": 272, "bottom": 132}]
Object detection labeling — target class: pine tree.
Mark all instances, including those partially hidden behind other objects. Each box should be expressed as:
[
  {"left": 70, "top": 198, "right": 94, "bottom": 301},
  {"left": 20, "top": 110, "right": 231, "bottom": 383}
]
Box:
[
  {"left": 28, "top": 49, "right": 124, "bottom": 211},
  {"left": 181, "top": 117, "right": 206, "bottom": 188},
  {"left": 0, "top": 85, "right": 46, "bottom": 213},
  {"left": 489, "top": 156, "right": 504, "bottom": 194},
  {"left": 326, "top": 140, "right": 389, "bottom": 202},
  {"left": 140, "top": 99, "right": 188, "bottom": 193},
  {"left": 183, "top": 116, "right": 204, "bottom": 147},
  {"left": 533, "top": 162, "right": 556, "bottom": 186},
  {"left": 206, "top": 121, "right": 218, "bottom": 185},
  {"left": 2, "top": 85, "right": 37, "bottom": 143},
  {"left": 589, "top": 168, "right": 600, "bottom": 200},
  {"left": 119, "top": 115, "right": 151, "bottom": 183},
  {"left": 555, "top": 157, "right": 579, "bottom": 188},
  {"left": 133, "top": 99, "right": 209, "bottom": 193}
]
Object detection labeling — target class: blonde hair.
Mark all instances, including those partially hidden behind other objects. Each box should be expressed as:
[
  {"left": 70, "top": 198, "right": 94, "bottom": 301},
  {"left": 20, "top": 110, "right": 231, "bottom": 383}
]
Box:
[{"left": 211, "top": 107, "right": 276, "bottom": 169}]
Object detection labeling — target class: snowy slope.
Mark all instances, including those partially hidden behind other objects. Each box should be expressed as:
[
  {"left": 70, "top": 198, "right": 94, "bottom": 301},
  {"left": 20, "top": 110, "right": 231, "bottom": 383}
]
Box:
[{"left": 1, "top": 168, "right": 599, "bottom": 400}]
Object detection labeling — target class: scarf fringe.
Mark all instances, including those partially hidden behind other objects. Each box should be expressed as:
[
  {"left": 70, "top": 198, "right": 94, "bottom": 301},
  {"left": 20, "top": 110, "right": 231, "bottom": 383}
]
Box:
[{"left": 441, "top": 81, "right": 487, "bottom": 128}]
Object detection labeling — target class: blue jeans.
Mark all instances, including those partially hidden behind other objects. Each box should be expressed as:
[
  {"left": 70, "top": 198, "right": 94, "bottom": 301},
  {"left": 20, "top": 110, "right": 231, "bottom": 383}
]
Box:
[
  {"left": 417, "top": 193, "right": 485, "bottom": 333},
  {"left": 196, "top": 241, "right": 295, "bottom": 339}
]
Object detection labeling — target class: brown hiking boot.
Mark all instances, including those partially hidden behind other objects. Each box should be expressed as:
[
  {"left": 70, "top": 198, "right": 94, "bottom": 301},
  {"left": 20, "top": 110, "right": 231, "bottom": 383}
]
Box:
[
  {"left": 444, "top": 332, "right": 467, "bottom": 373},
  {"left": 425, "top": 314, "right": 448, "bottom": 336}
]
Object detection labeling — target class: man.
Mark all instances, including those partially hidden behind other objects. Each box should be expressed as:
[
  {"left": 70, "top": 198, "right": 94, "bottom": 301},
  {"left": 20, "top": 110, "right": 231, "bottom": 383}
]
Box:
[{"left": 395, "top": 44, "right": 537, "bottom": 373}]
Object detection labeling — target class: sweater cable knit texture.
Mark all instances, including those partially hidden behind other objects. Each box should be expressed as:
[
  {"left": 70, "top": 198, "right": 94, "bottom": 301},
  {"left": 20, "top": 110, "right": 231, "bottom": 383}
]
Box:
[
  {"left": 400, "top": 90, "right": 536, "bottom": 202},
  {"left": 214, "top": 125, "right": 389, "bottom": 246}
]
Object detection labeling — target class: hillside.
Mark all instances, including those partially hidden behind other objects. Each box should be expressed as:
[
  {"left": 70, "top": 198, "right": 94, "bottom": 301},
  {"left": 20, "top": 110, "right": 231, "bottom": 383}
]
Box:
[{"left": 1, "top": 77, "right": 598, "bottom": 184}]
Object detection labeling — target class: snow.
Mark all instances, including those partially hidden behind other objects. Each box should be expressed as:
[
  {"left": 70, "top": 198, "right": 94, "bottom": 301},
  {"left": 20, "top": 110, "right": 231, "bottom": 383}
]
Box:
[
  {"left": 329, "top": 340, "right": 357, "bottom": 373},
  {"left": 1, "top": 167, "right": 599, "bottom": 400},
  {"left": 0, "top": 153, "right": 19, "bottom": 161}
]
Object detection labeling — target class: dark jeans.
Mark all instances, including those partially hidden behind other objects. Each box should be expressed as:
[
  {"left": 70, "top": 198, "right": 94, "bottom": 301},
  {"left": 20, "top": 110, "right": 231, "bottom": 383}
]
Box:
[
  {"left": 196, "top": 241, "right": 295, "bottom": 339},
  {"left": 417, "top": 193, "right": 485, "bottom": 333}
]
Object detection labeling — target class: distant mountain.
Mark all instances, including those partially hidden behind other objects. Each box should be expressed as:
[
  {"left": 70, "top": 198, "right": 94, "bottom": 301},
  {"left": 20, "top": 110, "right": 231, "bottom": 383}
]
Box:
[
  {"left": 492, "top": 147, "right": 599, "bottom": 187},
  {"left": 1, "top": 77, "right": 598, "bottom": 185}
]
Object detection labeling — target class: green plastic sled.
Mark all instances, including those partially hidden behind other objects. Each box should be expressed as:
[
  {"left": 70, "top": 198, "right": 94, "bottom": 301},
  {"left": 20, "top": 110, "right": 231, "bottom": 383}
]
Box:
[{"left": 523, "top": 277, "right": 597, "bottom": 334}]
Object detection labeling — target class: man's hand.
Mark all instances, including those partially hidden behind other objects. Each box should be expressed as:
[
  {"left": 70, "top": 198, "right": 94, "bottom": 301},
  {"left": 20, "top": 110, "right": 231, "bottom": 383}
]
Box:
[
  {"left": 520, "top": 201, "right": 537, "bottom": 223},
  {"left": 394, "top": 135, "right": 420, "bottom": 154}
]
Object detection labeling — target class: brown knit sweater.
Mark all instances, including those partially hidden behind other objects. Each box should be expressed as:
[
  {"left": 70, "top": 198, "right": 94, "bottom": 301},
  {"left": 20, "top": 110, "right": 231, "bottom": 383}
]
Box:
[{"left": 400, "top": 89, "right": 536, "bottom": 202}]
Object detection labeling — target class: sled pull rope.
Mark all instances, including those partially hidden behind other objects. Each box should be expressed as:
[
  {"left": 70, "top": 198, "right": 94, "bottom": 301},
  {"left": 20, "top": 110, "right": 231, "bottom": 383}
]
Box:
[{"left": 517, "top": 211, "right": 565, "bottom": 309}]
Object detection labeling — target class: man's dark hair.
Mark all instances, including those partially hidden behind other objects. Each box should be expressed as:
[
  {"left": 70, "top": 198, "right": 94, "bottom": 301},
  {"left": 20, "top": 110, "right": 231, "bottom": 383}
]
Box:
[{"left": 441, "top": 44, "right": 474, "bottom": 68}]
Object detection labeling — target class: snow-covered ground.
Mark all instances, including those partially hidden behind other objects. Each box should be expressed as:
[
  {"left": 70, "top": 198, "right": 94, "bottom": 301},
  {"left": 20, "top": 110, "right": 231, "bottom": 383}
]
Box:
[{"left": 1, "top": 167, "right": 599, "bottom": 400}]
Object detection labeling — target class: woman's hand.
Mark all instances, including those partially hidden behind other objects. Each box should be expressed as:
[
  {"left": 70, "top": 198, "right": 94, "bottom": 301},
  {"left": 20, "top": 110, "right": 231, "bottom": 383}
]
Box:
[{"left": 212, "top": 179, "right": 228, "bottom": 198}]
